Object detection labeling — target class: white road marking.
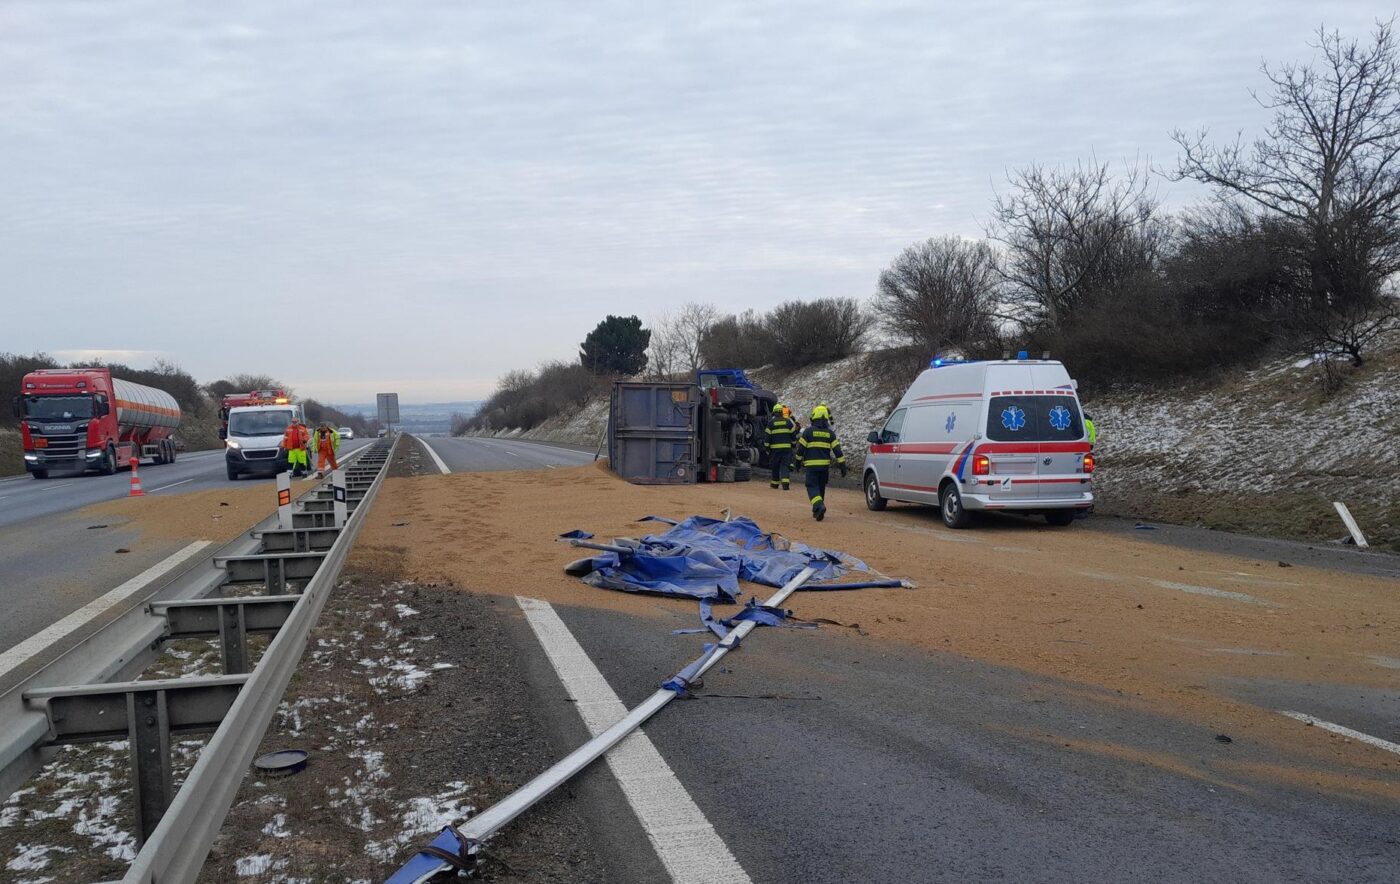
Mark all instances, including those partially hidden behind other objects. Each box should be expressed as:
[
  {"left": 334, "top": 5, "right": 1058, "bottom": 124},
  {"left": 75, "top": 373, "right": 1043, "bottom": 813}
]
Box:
[
  {"left": 0, "top": 541, "right": 211, "bottom": 679},
  {"left": 1146, "top": 579, "right": 1274, "bottom": 606},
  {"left": 415, "top": 436, "right": 451, "bottom": 474},
  {"left": 1280, "top": 711, "right": 1400, "bottom": 756},
  {"left": 147, "top": 477, "right": 197, "bottom": 493},
  {"left": 516, "top": 596, "right": 751, "bottom": 884},
  {"left": 42, "top": 482, "right": 74, "bottom": 491}
]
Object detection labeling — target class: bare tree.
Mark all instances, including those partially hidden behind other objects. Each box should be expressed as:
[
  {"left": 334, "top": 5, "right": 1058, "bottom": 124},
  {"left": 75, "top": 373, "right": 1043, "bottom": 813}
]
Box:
[
  {"left": 647, "top": 302, "right": 718, "bottom": 378},
  {"left": 874, "top": 237, "right": 1002, "bottom": 356},
  {"left": 764, "top": 298, "right": 873, "bottom": 367},
  {"left": 989, "top": 160, "right": 1165, "bottom": 330},
  {"left": 1172, "top": 22, "right": 1400, "bottom": 364}
]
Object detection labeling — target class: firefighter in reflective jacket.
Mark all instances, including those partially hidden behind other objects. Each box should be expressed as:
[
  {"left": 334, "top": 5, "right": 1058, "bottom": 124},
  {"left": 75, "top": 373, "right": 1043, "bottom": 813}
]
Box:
[
  {"left": 281, "top": 418, "right": 311, "bottom": 478},
  {"left": 765, "top": 403, "right": 796, "bottom": 491},
  {"left": 793, "top": 404, "right": 846, "bottom": 521}
]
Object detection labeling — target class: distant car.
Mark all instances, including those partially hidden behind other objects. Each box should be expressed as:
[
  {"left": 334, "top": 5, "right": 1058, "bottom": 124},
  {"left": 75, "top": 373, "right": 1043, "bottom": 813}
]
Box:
[
  {"left": 338, "top": 427, "right": 354, "bottom": 440},
  {"left": 376, "top": 428, "right": 388, "bottom": 438}
]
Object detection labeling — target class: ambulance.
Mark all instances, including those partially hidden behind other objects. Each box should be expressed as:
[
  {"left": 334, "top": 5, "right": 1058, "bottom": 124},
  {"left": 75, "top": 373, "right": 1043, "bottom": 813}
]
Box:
[{"left": 862, "top": 354, "right": 1094, "bottom": 528}]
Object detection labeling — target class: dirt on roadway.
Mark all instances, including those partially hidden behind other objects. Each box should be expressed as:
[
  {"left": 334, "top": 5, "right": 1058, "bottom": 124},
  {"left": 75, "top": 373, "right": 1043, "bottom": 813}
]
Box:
[
  {"left": 79, "top": 476, "right": 324, "bottom": 544},
  {"left": 358, "top": 461, "right": 1398, "bottom": 804}
]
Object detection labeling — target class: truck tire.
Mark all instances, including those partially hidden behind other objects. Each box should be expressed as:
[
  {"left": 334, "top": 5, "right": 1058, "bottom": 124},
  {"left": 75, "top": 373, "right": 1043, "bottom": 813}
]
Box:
[
  {"left": 1045, "top": 510, "right": 1076, "bottom": 527},
  {"left": 100, "top": 445, "right": 117, "bottom": 476},
  {"left": 864, "top": 472, "right": 887, "bottom": 511},
  {"left": 167, "top": 440, "right": 177, "bottom": 463},
  {"left": 940, "top": 484, "right": 972, "bottom": 529},
  {"left": 734, "top": 465, "right": 752, "bottom": 482},
  {"left": 31, "top": 469, "right": 49, "bottom": 480}
]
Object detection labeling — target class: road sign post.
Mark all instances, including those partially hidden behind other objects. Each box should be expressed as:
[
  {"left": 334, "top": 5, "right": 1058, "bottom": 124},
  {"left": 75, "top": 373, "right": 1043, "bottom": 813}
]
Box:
[
  {"left": 332, "top": 469, "right": 348, "bottom": 528},
  {"left": 276, "top": 472, "right": 292, "bottom": 529}
]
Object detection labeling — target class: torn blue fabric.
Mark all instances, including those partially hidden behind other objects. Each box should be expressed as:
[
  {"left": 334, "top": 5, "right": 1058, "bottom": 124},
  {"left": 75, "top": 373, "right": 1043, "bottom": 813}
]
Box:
[
  {"left": 384, "top": 826, "right": 472, "bottom": 883},
  {"left": 662, "top": 643, "right": 718, "bottom": 694},
  {"left": 582, "top": 547, "right": 739, "bottom": 600},
  {"left": 557, "top": 529, "right": 594, "bottom": 539}
]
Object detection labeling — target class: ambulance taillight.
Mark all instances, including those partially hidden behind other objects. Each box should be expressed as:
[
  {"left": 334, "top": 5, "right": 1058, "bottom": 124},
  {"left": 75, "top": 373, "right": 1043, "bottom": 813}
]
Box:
[
  {"left": 972, "top": 454, "right": 990, "bottom": 476},
  {"left": 1082, "top": 453, "right": 1095, "bottom": 474}
]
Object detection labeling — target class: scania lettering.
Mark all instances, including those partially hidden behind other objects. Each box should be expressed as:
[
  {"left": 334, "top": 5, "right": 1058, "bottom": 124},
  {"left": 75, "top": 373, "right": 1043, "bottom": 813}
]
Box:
[{"left": 16, "top": 368, "right": 181, "bottom": 479}]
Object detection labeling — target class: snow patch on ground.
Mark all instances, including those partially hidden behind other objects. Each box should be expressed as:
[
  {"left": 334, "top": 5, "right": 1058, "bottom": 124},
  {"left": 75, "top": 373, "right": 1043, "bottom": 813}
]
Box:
[{"left": 363, "top": 781, "right": 474, "bottom": 863}]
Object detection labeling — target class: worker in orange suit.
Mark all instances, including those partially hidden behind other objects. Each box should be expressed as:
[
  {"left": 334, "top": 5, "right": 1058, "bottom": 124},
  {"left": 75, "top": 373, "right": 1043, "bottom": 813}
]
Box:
[
  {"left": 312, "top": 422, "right": 341, "bottom": 477},
  {"left": 281, "top": 417, "right": 311, "bottom": 478}
]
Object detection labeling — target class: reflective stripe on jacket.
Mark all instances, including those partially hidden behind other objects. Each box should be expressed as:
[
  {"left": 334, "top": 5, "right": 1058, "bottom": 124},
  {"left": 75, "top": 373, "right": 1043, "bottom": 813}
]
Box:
[
  {"left": 765, "top": 418, "right": 795, "bottom": 450},
  {"left": 794, "top": 422, "right": 844, "bottom": 469}
]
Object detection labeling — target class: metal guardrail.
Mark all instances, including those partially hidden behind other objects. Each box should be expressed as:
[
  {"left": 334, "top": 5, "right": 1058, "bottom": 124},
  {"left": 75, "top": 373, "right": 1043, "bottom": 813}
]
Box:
[
  {"left": 0, "top": 437, "right": 398, "bottom": 883},
  {"left": 121, "top": 436, "right": 397, "bottom": 882}
]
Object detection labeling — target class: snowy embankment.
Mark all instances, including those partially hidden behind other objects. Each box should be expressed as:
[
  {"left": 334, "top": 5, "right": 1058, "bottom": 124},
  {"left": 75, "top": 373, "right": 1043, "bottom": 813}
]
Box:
[{"left": 474, "top": 339, "right": 1400, "bottom": 550}]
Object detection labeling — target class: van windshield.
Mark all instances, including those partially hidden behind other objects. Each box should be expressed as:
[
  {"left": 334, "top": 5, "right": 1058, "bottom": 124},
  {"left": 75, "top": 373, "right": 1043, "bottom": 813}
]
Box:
[
  {"left": 228, "top": 410, "right": 295, "bottom": 436},
  {"left": 986, "top": 396, "right": 1083, "bottom": 442}
]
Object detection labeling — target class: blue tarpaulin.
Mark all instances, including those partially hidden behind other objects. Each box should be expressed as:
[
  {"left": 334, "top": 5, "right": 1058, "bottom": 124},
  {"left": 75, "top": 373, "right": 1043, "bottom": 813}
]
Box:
[{"left": 569, "top": 515, "right": 877, "bottom": 601}]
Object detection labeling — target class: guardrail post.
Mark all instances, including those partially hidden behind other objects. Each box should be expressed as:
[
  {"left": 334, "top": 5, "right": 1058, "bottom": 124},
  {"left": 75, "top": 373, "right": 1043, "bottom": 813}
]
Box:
[
  {"left": 219, "top": 604, "right": 249, "bottom": 674},
  {"left": 128, "top": 688, "right": 173, "bottom": 845}
]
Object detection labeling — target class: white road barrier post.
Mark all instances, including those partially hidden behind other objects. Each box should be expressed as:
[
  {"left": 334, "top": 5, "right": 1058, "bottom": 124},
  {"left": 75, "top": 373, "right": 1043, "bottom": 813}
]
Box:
[
  {"left": 1333, "top": 501, "right": 1370, "bottom": 549},
  {"left": 276, "top": 472, "right": 293, "bottom": 529},
  {"left": 332, "top": 468, "right": 348, "bottom": 528}
]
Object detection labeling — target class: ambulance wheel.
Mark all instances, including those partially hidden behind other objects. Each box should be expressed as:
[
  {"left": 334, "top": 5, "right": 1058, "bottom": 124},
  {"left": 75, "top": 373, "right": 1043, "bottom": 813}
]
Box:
[
  {"left": 940, "top": 484, "right": 971, "bottom": 529},
  {"left": 100, "top": 445, "right": 118, "bottom": 476},
  {"left": 1045, "top": 510, "right": 1076, "bottom": 527},
  {"left": 864, "top": 472, "right": 887, "bottom": 511}
]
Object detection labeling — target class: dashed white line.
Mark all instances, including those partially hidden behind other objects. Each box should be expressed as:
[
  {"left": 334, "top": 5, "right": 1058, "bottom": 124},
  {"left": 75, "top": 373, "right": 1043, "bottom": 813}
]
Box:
[
  {"left": 415, "top": 436, "right": 451, "bottom": 474},
  {"left": 1280, "top": 711, "right": 1400, "bottom": 756},
  {"left": 516, "top": 596, "right": 751, "bottom": 884},
  {"left": 147, "top": 477, "right": 197, "bottom": 493},
  {"left": 0, "top": 541, "right": 212, "bottom": 680}
]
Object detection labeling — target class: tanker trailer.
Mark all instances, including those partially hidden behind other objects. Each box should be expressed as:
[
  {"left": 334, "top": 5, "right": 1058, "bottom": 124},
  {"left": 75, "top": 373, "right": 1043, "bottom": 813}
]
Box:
[{"left": 16, "top": 368, "right": 182, "bottom": 478}]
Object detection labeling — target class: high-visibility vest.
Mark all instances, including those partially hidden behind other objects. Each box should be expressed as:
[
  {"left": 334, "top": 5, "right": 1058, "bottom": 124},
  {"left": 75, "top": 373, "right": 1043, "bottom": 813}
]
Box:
[
  {"left": 1085, "top": 418, "right": 1097, "bottom": 446},
  {"left": 794, "top": 424, "right": 845, "bottom": 468},
  {"left": 281, "top": 425, "right": 305, "bottom": 450},
  {"left": 765, "top": 418, "right": 795, "bottom": 450}
]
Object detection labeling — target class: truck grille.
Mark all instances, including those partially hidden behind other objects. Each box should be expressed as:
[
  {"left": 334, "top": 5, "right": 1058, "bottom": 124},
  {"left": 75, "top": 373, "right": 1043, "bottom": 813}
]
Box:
[{"left": 36, "top": 432, "right": 84, "bottom": 455}]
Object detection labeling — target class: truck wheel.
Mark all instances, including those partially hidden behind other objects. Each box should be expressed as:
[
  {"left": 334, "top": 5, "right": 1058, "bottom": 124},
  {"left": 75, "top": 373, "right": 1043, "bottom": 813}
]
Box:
[
  {"left": 226, "top": 465, "right": 240, "bottom": 481},
  {"left": 31, "top": 469, "right": 49, "bottom": 480},
  {"left": 940, "top": 484, "right": 972, "bottom": 529},
  {"left": 1045, "top": 510, "right": 1076, "bottom": 527},
  {"left": 864, "top": 472, "right": 887, "bottom": 511},
  {"left": 100, "top": 445, "right": 118, "bottom": 476},
  {"left": 167, "top": 441, "right": 177, "bottom": 463}
]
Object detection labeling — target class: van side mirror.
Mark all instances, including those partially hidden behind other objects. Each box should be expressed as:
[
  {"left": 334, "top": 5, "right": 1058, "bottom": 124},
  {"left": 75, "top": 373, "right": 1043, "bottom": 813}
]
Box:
[
  {"left": 866, "top": 431, "right": 881, "bottom": 444},
  {"left": 218, "top": 428, "right": 227, "bottom": 440}
]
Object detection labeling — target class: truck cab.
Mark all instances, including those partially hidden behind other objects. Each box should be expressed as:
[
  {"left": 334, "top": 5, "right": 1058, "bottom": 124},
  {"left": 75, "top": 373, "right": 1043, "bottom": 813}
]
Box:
[
  {"left": 17, "top": 368, "right": 181, "bottom": 478},
  {"left": 225, "top": 403, "right": 305, "bottom": 480}
]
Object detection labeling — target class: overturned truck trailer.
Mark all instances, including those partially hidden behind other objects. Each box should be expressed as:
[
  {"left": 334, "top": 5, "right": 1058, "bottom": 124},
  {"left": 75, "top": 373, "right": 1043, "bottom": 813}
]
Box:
[{"left": 609, "top": 370, "right": 778, "bottom": 484}]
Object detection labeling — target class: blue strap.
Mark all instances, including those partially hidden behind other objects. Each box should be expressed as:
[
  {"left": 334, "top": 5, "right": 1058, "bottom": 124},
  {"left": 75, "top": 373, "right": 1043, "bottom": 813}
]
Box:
[{"left": 661, "top": 643, "right": 717, "bottom": 694}]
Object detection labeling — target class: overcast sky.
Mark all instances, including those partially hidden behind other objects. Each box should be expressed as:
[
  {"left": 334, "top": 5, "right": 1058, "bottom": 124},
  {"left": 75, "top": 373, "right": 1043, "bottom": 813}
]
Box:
[{"left": 0, "top": 2, "right": 1386, "bottom": 402}]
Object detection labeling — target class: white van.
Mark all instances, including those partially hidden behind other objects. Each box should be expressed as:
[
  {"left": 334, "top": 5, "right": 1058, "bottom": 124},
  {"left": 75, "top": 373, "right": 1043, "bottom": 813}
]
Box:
[
  {"left": 224, "top": 403, "right": 306, "bottom": 480},
  {"left": 863, "top": 357, "right": 1094, "bottom": 528}
]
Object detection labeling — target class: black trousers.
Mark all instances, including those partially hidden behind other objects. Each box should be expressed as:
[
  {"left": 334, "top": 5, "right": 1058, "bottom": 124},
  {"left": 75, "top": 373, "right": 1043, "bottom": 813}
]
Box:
[
  {"left": 804, "top": 467, "right": 829, "bottom": 505},
  {"left": 770, "top": 451, "right": 791, "bottom": 487}
]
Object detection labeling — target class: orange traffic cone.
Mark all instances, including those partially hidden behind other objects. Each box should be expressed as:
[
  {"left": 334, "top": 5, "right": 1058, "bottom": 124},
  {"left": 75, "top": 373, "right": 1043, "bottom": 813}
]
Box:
[{"left": 128, "top": 457, "right": 144, "bottom": 497}]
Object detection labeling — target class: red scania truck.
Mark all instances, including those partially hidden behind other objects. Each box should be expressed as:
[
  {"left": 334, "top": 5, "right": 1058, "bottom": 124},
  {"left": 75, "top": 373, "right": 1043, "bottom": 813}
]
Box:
[{"left": 15, "top": 368, "right": 182, "bottom": 479}]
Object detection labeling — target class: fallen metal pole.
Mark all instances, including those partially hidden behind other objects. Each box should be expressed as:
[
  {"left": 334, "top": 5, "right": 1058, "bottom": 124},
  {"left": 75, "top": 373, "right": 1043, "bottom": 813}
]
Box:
[{"left": 434, "top": 564, "right": 820, "bottom": 860}]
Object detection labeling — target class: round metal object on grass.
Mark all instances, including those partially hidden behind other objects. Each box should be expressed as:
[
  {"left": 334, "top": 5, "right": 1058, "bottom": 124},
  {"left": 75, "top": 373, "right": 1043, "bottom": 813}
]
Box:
[{"left": 254, "top": 749, "right": 308, "bottom": 776}]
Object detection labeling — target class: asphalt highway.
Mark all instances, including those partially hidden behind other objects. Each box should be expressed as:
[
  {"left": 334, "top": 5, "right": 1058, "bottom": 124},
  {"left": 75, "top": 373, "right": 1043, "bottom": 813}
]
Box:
[
  {"left": 521, "top": 602, "right": 1399, "bottom": 883},
  {"left": 384, "top": 438, "right": 1399, "bottom": 883},
  {"left": 0, "top": 440, "right": 370, "bottom": 650},
  {"left": 415, "top": 434, "right": 599, "bottom": 472}
]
